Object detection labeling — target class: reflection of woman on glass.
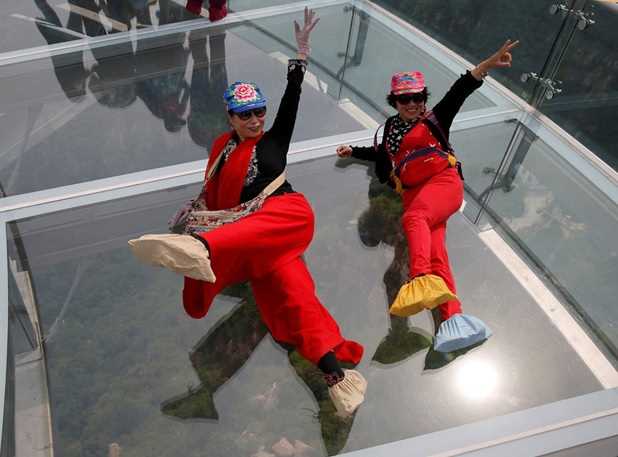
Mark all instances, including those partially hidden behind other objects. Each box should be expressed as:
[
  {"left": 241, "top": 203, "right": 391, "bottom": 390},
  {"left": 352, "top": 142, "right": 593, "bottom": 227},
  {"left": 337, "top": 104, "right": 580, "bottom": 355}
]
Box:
[
  {"left": 185, "top": 0, "right": 227, "bottom": 21},
  {"left": 337, "top": 40, "right": 518, "bottom": 353},
  {"left": 187, "top": 29, "right": 229, "bottom": 148},
  {"left": 130, "top": 8, "right": 367, "bottom": 417}
]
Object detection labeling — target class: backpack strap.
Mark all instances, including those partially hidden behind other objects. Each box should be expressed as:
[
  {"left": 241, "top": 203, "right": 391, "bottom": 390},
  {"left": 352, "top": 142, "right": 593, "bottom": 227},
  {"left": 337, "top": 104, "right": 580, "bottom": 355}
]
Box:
[
  {"left": 423, "top": 111, "right": 464, "bottom": 180},
  {"left": 373, "top": 121, "right": 406, "bottom": 193},
  {"left": 423, "top": 111, "right": 453, "bottom": 153},
  {"left": 373, "top": 122, "right": 386, "bottom": 152}
]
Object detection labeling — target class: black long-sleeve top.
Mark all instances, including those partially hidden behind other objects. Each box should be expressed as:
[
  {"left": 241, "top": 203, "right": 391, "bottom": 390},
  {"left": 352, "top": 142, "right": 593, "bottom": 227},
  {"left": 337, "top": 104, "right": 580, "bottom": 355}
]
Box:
[
  {"left": 351, "top": 70, "right": 483, "bottom": 183},
  {"left": 230, "top": 59, "right": 306, "bottom": 203}
]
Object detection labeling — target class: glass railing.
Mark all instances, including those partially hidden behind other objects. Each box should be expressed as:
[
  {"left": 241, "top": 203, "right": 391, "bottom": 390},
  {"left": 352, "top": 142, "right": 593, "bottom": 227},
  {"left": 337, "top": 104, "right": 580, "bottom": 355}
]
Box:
[
  {"left": 373, "top": 0, "right": 618, "bottom": 173},
  {"left": 475, "top": 121, "right": 618, "bottom": 355},
  {"left": 2, "top": 1, "right": 618, "bottom": 456},
  {"left": 539, "top": 0, "right": 618, "bottom": 171},
  {"left": 336, "top": 6, "right": 496, "bottom": 121},
  {"left": 371, "top": 0, "right": 566, "bottom": 98}
]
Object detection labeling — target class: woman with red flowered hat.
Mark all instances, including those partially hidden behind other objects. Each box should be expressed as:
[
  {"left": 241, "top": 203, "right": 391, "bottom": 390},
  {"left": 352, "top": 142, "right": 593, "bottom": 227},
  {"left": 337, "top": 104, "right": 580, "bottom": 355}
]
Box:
[
  {"left": 337, "top": 40, "right": 518, "bottom": 353},
  {"left": 129, "top": 8, "right": 366, "bottom": 417}
]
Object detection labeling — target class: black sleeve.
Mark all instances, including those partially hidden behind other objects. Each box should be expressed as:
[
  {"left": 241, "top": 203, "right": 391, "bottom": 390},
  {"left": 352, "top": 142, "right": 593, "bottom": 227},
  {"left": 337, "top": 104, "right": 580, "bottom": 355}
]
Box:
[
  {"left": 350, "top": 117, "right": 391, "bottom": 162},
  {"left": 432, "top": 70, "right": 483, "bottom": 135},
  {"left": 350, "top": 118, "right": 393, "bottom": 184},
  {"left": 350, "top": 145, "right": 378, "bottom": 161},
  {"left": 268, "top": 59, "right": 306, "bottom": 146},
  {"left": 238, "top": 60, "right": 305, "bottom": 202}
]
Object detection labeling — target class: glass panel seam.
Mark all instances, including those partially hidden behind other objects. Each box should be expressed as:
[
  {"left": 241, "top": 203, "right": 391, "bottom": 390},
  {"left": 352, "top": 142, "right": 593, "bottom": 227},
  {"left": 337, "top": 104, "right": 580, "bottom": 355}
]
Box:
[
  {"left": 0, "top": 226, "right": 8, "bottom": 447},
  {"left": 0, "top": 117, "right": 512, "bottom": 221}
]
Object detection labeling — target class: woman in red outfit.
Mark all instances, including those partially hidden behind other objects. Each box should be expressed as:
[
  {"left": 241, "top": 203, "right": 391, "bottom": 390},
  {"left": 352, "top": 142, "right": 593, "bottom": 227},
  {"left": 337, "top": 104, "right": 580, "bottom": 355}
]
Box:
[
  {"left": 129, "top": 8, "right": 367, "bottom": 417},
  {"left": 337, "top": 40, "right": 518, "bottom": 353}
]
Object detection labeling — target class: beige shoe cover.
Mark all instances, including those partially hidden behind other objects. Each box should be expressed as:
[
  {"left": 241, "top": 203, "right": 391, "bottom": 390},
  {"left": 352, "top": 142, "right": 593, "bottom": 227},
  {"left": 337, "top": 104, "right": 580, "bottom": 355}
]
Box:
[
  {"left": 128, "top": 234, "right": 216, "bottom": 283},
  {"left": 328, "top": 369, "right": 367, "bottom": 417}
]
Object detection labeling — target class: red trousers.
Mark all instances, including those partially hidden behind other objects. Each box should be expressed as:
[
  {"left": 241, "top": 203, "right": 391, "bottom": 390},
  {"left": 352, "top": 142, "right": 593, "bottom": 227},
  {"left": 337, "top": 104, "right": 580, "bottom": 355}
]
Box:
[
  {"left": 401, "top": 167, "right": 463, "bottom": 321},
  {"left": 183, "top": 193, "right": 363, "bottom": 366}
]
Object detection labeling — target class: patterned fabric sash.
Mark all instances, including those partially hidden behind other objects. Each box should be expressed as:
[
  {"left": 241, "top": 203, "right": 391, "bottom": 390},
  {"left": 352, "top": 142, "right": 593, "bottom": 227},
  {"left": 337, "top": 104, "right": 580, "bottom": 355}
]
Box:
[
  {"left": 169, "top": 131, "right": 286, "bottom": 234},
  {"left": 181, "top": 172, "right": 286, "bottom": 233}
]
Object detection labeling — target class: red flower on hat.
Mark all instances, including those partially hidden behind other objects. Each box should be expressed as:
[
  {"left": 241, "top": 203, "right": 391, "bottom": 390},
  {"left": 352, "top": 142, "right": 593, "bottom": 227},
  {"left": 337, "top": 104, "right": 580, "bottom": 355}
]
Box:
[{"left": 233, "top": 83, "right": 258, "bottom": 102}]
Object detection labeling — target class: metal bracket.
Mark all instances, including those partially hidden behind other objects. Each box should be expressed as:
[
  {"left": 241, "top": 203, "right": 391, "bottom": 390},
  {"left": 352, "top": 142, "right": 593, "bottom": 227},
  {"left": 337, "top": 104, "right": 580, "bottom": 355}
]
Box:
[
  {"left": 549, "top": 3, "right": 595, "bottom": 30},
  {"left": 520, "top": 72, "right": 563, "bottom": 100}
]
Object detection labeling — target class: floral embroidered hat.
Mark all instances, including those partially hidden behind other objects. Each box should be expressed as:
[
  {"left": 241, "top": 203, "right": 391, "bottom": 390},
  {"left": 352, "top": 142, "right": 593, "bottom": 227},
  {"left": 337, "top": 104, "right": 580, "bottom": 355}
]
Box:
[
  {"left": 223, "top": 81, "right": 267, "bottom": 113},
  {"left": 390, "top": 71, "right": 426, "bottom": 95}
]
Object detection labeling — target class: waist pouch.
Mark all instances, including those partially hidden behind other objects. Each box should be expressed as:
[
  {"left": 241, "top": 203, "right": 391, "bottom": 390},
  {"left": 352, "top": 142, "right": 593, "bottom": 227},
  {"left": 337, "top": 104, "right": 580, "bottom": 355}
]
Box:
[{"left": 394, "top": 146, "right": 456, "bottom": 188}]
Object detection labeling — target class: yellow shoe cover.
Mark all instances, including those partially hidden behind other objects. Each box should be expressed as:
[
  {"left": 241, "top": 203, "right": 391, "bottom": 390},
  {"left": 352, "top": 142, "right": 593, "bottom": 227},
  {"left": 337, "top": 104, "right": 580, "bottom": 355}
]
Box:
[
  {"left": 328, "top": 369, "right": 367, "bottom": 417},
  {"left": 389, "top": 274, "right": 458, "bottom": 317},
  {"left": 128, "top": 234, "right": 216, "bottom": 283}
]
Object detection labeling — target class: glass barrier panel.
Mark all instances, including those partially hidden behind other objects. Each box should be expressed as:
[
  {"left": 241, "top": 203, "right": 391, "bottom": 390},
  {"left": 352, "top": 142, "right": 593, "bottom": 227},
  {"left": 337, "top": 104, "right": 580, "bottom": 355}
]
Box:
[
  {"left": 478, "top": 122, "right": 618, "bottom": 358},
  {"left": 448, "top": 120, "right": 520, "bottom": 221},
  {"left": 338, "top": 6, "right": 495, "bottom": 122},
  {"left": 372, "top": 0, "right": 573, "bottom": 104},
  {"left": 538, "top": 1, "right": 618, "bottom": 172},
  {"left": 229, "top": 4, "right": 358, "bottom": 110}
]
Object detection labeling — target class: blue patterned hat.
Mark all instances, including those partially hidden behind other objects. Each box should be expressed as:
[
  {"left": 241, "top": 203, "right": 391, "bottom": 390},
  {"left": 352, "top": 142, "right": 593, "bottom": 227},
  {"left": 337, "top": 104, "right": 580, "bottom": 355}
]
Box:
[{"left": 223, "top": 81, "right": 267, "bottom": 113}]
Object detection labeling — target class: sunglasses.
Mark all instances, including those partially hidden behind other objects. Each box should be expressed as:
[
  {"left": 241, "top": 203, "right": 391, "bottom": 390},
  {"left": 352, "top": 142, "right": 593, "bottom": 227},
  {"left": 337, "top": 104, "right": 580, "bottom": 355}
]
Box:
[
  {"left": 395, "top": 93, "right": 426, "bottom": 105},
  {"left": 233, "top": 107, "right": 267, "bottom": 120}
]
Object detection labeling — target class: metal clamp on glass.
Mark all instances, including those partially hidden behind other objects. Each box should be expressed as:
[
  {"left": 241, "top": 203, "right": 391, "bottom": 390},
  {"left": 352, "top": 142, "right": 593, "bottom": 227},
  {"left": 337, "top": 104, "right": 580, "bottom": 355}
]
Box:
[
  {"left": 521, "top": 72, "right": 563, "bottom": 100},
  {"left": 549, "top": 3, "right": 596, "bottom": 30}
]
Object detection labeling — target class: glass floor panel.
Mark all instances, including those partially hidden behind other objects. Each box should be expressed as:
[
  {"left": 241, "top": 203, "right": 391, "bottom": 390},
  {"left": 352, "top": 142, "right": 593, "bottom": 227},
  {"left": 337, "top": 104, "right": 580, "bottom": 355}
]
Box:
[
  {"left": 0, "top": 4, "right": 366, "bottom": 197},
  {"left": 8, "top": 155, "right": 603, "bottom": 457},
  {"left": 3, "top": 2, "right": 617, "bottom": 456},
  {"left": 0, "top": 0, "right": 203, "bottom": 55}
]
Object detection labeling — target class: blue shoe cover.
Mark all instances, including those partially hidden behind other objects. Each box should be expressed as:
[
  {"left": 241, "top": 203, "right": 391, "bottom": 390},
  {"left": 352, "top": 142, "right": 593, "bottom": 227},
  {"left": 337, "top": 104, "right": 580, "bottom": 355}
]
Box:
[{"left": 434, "top": 314, "right": 492, "bottom": 353}]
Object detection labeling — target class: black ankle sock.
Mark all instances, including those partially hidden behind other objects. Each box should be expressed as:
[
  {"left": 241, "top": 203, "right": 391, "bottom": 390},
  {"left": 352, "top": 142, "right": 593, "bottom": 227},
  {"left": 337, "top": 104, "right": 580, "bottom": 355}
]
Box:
[{"left": 318, "top": 352, "right": 344, "bottom": 385}]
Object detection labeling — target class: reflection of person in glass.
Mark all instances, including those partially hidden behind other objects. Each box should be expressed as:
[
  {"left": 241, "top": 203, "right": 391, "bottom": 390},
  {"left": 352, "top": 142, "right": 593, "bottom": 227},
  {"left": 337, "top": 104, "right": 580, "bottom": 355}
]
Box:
[
  {"left": 161, "top": 283, "right": 356, "bottom": 455},
  {"left": 348, "top": 170, "right": 433, "bottom": 365},
  {"left": 337, "top": 40, "right": 518, "bottom": 353},
  {"left": 351, "top": 166, "right": 469, "bottom": 369},
  {"left": 185, "top": 0, "right": 227, "bottom": 21},
  {"left": 186, "top": 29, "right": 229, "bottom": 148},
  {"left": 132, "top": 1, "right": 191, "bottom": 131},
  {"left": 130, "top": 8, "right": 367, "bottom": 418},
  {"left": 33, "top": 0, "right": 104, "bottom": 102}
]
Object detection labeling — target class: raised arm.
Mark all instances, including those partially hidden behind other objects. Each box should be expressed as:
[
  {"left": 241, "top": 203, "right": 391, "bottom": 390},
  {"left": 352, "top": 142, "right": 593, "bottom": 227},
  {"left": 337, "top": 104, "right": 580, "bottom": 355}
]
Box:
[
  {"left": 433, "top": 39, "right": 519, "bottom": 133},
  {"left": 268, "top": 7, "right": 319, "bottom": 143},
  {"left": 471, "top": 39, "right": 519, "bottom": 81}
]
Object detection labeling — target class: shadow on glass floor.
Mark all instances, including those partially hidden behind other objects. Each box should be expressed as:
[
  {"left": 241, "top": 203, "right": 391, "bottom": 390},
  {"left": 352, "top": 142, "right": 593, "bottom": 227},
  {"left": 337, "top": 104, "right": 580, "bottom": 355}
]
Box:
[{"left": 160, "top": 282, "right": 358, "bottom": 456}]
